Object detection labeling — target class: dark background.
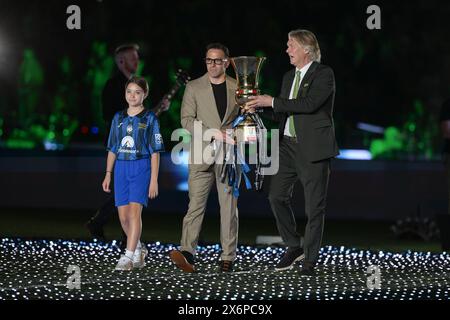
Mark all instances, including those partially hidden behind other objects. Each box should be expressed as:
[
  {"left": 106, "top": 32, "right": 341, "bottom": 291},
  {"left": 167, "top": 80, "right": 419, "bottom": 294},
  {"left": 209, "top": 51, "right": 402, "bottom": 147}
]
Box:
[
  {"left": 1, "top": 0, "right": 449, "bottom": 155},
  {"left": 0, "top": 3, "right": 448, "bottom": 301},
  {"left": 0, "top": 0, "right": 448, "bottom": 228},
  {"left": 0, "top": 0, "right": 447, "bottom": 254}
]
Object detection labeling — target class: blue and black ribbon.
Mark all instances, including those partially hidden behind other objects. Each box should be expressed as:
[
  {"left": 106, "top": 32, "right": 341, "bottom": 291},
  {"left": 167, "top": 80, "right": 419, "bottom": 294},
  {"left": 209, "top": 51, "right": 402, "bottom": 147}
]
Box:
[{"left": 221, "top": 111, "right": 266, "bottom": 198}]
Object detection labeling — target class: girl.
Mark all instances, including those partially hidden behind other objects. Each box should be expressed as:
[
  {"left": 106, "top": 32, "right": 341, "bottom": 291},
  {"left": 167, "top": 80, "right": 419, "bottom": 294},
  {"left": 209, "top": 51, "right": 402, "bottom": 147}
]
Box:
[{"left": 102, "top": 76, "right": 164, "bottom": 271}]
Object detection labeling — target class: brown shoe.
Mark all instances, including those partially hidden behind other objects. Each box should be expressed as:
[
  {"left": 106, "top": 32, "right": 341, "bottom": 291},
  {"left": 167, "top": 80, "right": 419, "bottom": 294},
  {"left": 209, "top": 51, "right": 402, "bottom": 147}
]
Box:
[
  {"left": 218, "top": 260, "right": 234, "bottom": 272},
  {"left": 169, "top": 250, "right": 195, "bottom": 273}
]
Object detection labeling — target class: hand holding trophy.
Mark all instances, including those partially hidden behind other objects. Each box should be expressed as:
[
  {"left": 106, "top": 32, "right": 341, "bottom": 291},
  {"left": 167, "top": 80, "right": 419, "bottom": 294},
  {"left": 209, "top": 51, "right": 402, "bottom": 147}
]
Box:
[{"left": 220, "top": 56, "right": 267, "bottom": 196}]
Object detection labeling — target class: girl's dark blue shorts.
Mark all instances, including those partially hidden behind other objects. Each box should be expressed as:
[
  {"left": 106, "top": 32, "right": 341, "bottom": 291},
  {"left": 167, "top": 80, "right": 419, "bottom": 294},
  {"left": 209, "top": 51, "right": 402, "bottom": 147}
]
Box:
[{"left": 114, "top": 158, "right": 151, "bottom": 207}]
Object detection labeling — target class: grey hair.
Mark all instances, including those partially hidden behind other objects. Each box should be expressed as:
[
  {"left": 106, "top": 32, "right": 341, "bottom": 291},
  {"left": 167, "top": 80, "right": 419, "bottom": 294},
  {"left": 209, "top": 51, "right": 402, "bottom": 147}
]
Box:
[{"left": 288, "top": 29, "right": 321, "bottom": 63}]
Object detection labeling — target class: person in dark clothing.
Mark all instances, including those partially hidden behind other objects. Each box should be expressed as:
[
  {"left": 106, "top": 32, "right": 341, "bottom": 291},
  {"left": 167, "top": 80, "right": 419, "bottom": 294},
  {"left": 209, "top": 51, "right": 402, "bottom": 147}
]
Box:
[
  {"left": 86, "top": 43, "right": 169, "bottom": 243},
  {"left": 440, "top": 99, "right": 450, "bottom": 215},
  {"left": 246, "top": 29, "right": 339, "bottom": 277},
  {"left": 102, "top": 44, "right": 140, "bottom": 126}
]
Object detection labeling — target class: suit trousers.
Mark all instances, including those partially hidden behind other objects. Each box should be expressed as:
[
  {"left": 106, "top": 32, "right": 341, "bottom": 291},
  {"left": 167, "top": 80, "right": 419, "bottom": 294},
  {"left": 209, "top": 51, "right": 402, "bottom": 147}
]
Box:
[
  {"left": 180, "top": 164, "right": 239, "bottom": 261},
  {"left": 268, "top": 138, "right": 330, "bottom": 264},
  {"left": 445, "top": 154, "right": 450, "bottom": 215}
]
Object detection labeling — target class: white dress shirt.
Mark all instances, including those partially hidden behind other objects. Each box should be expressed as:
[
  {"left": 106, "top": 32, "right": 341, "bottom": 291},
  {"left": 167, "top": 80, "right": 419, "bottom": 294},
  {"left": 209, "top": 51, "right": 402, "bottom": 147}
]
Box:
[{"left": 275, "top": 61, "right": 313, "bottom": 137}]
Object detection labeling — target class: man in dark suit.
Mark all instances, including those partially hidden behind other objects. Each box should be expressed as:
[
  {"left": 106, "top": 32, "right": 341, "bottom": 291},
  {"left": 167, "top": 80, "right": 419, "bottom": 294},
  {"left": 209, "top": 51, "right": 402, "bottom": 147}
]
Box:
[
  {"left": 440, "top": 99, "right": 450, "bottom": 214},
  {"left": 246, "top": 29, "right": 339, "bottom": 276}
]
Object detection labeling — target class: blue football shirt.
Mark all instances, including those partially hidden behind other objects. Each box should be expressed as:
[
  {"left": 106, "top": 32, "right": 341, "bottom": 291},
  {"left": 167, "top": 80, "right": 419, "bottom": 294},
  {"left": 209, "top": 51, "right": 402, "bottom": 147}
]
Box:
[{"left": 107, "top": 109, "right": 164, "bottom": 160}]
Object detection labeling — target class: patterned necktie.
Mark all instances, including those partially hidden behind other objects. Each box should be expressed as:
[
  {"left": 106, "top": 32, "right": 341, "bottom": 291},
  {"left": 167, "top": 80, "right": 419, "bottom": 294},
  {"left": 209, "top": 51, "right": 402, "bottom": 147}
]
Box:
[{"left": 288, "top": 70, "right": 301, "bottom": 137}]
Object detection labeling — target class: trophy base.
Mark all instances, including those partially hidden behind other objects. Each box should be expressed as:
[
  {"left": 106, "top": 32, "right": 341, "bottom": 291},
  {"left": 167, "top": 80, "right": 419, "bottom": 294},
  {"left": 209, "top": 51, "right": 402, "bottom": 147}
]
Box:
[{"left": 235, "top": 122, "right": 257, "bottom": 143}]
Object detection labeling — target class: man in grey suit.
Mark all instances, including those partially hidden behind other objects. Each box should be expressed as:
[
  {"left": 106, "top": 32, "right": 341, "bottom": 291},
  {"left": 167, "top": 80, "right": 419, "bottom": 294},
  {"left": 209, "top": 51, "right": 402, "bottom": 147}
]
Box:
[
  {"left": 247, "top": 29, "right": 339, "bottom": 276},
  {"left": 169, "top": 43, "right": 240, "bottom": 273}
]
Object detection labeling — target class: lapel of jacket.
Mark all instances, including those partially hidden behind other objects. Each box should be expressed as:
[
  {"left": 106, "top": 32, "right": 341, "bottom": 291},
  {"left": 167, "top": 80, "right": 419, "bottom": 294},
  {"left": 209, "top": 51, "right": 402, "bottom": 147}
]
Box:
[
  {"left": 300, "top": 61, "right": 318, "bottom": 89},
  {"left": 282, "top": 62, "right": 319, "bottom": 120},
  {"left": 199, "top": 73, "right": 222, "bottom": 129},
  {"left": 221, "top": 75, "right": 238, "bottom": 126}
]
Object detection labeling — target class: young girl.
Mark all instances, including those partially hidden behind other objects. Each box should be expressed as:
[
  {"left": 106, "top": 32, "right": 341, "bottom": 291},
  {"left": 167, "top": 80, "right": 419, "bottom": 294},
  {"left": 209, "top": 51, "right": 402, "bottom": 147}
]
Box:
[{"left": 102, "top": 76, "right": 164, "bottom": 271}]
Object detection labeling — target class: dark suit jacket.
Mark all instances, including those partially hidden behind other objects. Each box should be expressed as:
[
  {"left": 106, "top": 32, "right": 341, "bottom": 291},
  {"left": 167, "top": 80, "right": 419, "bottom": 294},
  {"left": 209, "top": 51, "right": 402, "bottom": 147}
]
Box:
[
  {"left": 102, "top": 71, "right": 129, "bottom": 124},
  {"left": 272, "top": 61, "right": 339, "bottom": 162}
]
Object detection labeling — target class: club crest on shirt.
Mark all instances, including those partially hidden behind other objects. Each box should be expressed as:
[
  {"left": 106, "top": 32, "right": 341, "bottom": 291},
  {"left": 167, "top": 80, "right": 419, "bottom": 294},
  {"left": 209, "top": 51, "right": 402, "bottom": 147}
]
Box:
[{"left": 127, "top": 124, "right": 133, "bottom": 134}]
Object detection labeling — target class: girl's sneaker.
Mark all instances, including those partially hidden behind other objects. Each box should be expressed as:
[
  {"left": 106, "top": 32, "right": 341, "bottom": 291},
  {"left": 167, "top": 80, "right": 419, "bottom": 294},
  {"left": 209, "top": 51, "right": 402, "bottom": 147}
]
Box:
[
  {"left": 114, "top": 255, "right": 133, "bottom": 271},
  {"left": 133, "top": 246, "right": 148, "bottom": 269}
]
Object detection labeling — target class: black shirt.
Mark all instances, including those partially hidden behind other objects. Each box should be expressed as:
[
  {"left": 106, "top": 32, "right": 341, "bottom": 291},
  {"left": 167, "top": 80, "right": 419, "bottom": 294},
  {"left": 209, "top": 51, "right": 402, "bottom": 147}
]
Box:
[
  {"left": 211, "top": 82, "right": 227, "bottom": 121},
  {"left": 102, "top": 71, "right": 129, "bottom": 125},
  {"left": 440, "top": 99, "right": 450, "bottom": 154}
]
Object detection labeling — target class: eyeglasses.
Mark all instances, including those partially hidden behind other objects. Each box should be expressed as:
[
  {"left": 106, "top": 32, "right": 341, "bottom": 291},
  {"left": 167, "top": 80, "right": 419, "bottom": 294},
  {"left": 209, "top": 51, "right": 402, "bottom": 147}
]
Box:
[{"left": 204, "top": 58, "right": 228, "bottom": 65}]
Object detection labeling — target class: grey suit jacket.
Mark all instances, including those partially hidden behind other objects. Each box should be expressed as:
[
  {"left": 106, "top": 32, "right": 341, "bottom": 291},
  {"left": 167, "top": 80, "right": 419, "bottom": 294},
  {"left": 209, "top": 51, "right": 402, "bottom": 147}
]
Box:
[{"left": 181, "top": 73, "right": 239, "bottom": 171}]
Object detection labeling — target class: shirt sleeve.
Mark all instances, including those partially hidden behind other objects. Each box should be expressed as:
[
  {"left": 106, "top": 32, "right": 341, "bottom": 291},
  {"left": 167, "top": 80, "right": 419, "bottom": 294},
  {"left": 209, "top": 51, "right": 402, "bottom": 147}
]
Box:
[
  {"left": 106, "top": 113, "right": 119, "bottom": 154},
  {"left": 147, "top": 115, "right": 165, "bottom": 154}
]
